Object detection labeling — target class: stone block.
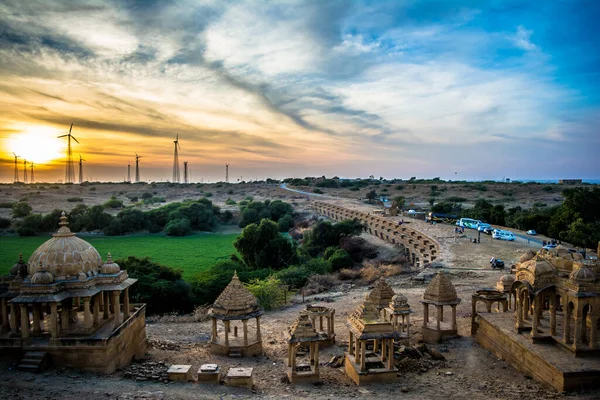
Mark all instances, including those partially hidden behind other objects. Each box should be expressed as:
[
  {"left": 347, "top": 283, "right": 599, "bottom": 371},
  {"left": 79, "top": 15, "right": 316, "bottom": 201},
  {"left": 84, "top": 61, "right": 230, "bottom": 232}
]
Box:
[
  {"left": 198, "top": 363, "right": 221, "bottom": 384},
  {"left": 167, "top": 365, "right": 192, "bottom": 382},
  {"left": 225, "top": 367, "right": 254, "bottom": 388}
]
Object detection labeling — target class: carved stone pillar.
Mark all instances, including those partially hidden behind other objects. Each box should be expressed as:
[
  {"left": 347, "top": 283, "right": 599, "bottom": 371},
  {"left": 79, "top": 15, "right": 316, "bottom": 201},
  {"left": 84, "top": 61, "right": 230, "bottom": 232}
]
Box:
[
  {"left": 112, "top": 291, "right": 121, "bottom": 326},
  {"left": 103, "top": 292, "right": 109, "bottom": 319},
  {"left": 83, "top": 297, "right": 92, "bottom": 330},
  {"left": 590, "top": 317, "right": 598, "bottom": 349},
  {"left": 123, "top": 287, "right": 130, "bottom": 319},
  {"left": 243, "top": 319, "right": 248, "bottom": 346},
  {"left": 224, "top": 321, "right": 230, "bottom": 347},
  {"left": 550, "top": 299, "right": 557, "bottom": 336},
  {"left": 32, "top": 304, "right": 41, "bottom": 334},
  {"left": 451, "top": 305, "right": 457, "bottom": 331},
  {"left": 360, "top": 341, "right": 366, "bottom": 372},
  {"left": 93, "top": 295, "right": 100, "bottom": 326},
  {"left": 211, "top": 318, "right": 217, "bottom": 342},
  {"left": 436, "top": 306, "right": 441, "bottom": 331},
  {"left": 256, "top": 316, "right": 262, "bottom": 340},
  {"left": 50, "top": 303, "right": 59, "bottom": 338},
  {"left": 423, "top": 304, "right": 429, "bottom": 327},
  {"left": 387, "top": 338, "right": 394, "bottom": 370},
  {"left": 19, "top": 304, "right": 29, "bottom": 339},
  {"left": 348, "top": 331, "right": 354, "bottom": 356}
]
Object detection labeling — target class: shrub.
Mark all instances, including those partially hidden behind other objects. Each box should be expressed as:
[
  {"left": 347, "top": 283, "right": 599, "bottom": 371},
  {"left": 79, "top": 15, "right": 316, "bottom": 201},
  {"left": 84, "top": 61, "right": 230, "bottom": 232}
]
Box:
[
  {"left": 313, "top": 188, "right": 324, "bottom": 194},
  {"left": 16, "top": 214, "right": 42, "bottom": 236},
  {"left": 395, "top": 185, "right": 404, "bottom": 190},
  {"left": 204, "top": 192, "right": 213, "bottom": 197},
  {"left": 445, "top": 196, "right": 467, "bottom": 203},
  {"left": 303, "top": 274, "right": 337, "bottom": 296},
  {"left": 142, "top": 192, "right": 153, "bottom": 200},
  {"left": 0, "top": 202, "right": 15, "bottom": 208},
  {"left": 67, "top": 197, "right": 84, "bottom": 202},
  {"left": 12, "top": 202, "right": 32, "bottom": 218},
  {"left": 326, "top": 248, "right": 354, "bottom": 271},
  {"left": 128, "top": 196, "right": 139, "bottom": 203},
  {"left": 0, "top": 217, "right": 11, "bottom": 229},
  {"left": 225, "top": 198, "right": 236, "bottom": 205},
  {"left": 89, "top": 187, "right": 96, "bottom": 191},
  {"left": 338, "top": 268, "right": 361, "bottom": 281},
  {"left": 164, "top": 217, "right": 192, "bottom": 236},
  {"left": 277, "top": 214, "right": 294, "bottom": 232},
  {"left": 245, "top": 276, "right": 285, "bottom": 310},
  {"left": 103, "top": 196, "right": 123, "bottom": 209}
]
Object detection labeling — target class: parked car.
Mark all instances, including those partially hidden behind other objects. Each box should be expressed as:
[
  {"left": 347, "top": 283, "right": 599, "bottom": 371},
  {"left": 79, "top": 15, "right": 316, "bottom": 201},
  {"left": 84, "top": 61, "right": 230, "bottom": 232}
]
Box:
[
  {"left": 526, "top": 230, "right": 537, "bottom": 235},
  {"left": 493, "top": 230, "right": 516, "bottom": 241},
  {"left": 483, "top": 227, "right": 494, "bottom": 235},
  {"left": 477, "top": 223, "right": 492, "bottom": 232},
  {"left": 543, "top": 243, "right": 557, "bottom": 250}
]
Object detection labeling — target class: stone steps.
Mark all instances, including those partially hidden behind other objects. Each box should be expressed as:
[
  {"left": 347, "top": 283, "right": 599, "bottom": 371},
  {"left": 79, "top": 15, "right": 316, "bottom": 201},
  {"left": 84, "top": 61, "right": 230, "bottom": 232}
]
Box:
[
  {"left": 17, "top": 351, "right": 48, "bottom": 372},
  {"left": 228, "top": 349, "right": 243, "bottom": 358}
]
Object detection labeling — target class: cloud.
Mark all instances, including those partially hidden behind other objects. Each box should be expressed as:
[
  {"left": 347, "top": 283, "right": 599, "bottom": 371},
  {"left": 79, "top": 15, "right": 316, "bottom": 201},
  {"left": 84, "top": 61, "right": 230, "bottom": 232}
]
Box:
[{"left": 512, "top": 25, "right": 537, "bottom": 51}]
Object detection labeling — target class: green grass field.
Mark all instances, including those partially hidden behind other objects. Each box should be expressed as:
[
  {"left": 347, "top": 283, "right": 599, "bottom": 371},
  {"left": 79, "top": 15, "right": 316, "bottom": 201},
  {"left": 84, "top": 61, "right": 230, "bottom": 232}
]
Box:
[{"left": 0, "top": 233, "right": 239, "bottom": 280}]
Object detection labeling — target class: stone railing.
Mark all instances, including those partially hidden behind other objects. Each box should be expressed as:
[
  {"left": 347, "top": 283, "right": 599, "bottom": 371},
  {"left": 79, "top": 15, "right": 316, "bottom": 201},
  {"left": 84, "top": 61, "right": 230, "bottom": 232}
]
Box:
[{"left": 313, "top": 202, "right": 440, "bottom": 267}]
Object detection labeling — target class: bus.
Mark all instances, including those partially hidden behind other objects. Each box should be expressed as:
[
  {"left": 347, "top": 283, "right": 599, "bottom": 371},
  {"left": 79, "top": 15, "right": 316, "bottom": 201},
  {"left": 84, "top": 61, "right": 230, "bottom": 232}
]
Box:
[
  {"left": 427, "top": 212, "right": 459, "bottom": 224},
  {"left": 456, "top": 218, "right": 482, "bottom": 229}
]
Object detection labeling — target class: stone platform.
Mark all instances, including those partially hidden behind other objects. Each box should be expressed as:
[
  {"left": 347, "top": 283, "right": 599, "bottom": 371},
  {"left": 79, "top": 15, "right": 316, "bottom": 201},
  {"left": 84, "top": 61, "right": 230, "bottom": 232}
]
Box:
[
  {"left": 476, "top": 312, "right": 600, "bottom": 391},
  {"left": 344, "top": 353, "right": 397, "bottom": 385}
]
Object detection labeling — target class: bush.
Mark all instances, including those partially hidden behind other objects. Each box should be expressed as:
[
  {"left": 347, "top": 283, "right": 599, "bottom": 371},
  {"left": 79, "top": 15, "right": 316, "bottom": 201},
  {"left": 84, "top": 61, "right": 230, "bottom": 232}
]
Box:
[
  {"left": 67, "top": 197, "right": 84, "bottom": 202},
  {"left": 116, "top": 256, "right": 194, "bottom": 315},
  {"left": 142, "top": 192, "right": 153, "bottom": 200},
  {"left": 225, "top": 198, "right": 236, "bottom": 205},
  {"left": 277, "top": 214, "right": 294, "bottom": 232},
  {"left": 164, "top": 217, "right": 192, "bottom": 236},
  {"left": 103, "top": 196, "right": 123, "bottom": 209},
  {"left": 0, "top": 202, "right": 15, "bottom": 208},
  {"left": 313, "top": 188, "right": 324, "bottom": 194},
  {"left": 338, "top": 268, "right": 361, "bottom": 280},
  {"left": 303, "top": 274, "right": 337, "bottom": 296},
  {"left": 16, "top": 214, "right": 42, "bottom": 236},
  {"left": 0, "top": 217, "right": 11, "bottom": 229},
  {"left": 12, "top": 202, "right": 32, "bottom": 218},
  {"left": 245, "top": 276, "right": 286, "bottom": 311}
]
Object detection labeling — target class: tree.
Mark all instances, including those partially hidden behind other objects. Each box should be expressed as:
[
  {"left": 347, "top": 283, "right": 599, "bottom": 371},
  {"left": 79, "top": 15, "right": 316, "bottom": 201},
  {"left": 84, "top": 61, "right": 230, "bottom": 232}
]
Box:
[
  {"left": 164, "top": 217, "right": 192, "bottom": 236},
  {"left": 245, "top": 276, "right": 286, "bottom": 310},
  {"left": 366, "top": 190, "right": 377, "bottom": 203},
  {"left": 393, "top": 196, "right": 406, "bottom": 210},
  {"left": 234, "top": 219, "right": 297, "bottom": 270},
  {"left": 12, "top": 202, "right": 32, "bottom": 218}
]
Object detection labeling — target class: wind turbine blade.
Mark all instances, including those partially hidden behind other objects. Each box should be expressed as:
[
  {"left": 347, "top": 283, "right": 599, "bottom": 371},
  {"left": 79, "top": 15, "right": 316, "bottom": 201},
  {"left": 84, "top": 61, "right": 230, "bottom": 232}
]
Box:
[
  {"left": 71, "top": 136, "right": 79, "bottom": 144},
  {"left": 69, "top": 123, "right": 73, "bottom": 134},
  {"left": 57, "top": 134, "right": 68, "bottom": 138}
]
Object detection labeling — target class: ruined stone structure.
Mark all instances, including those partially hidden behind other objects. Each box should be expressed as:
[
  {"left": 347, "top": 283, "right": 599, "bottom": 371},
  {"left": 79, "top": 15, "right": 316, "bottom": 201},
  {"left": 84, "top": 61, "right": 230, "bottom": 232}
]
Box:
[
  {"left": 286, "top": 311, "right": 321, "bottom": 383},
  {"left": 208, "top": 272, "right": 263, "bottom": 357},
  {"left": 345, "top": 296, "right": 400, "bottom": 385},
  {"left": 470, "top": 289, "right": 508, "bottom": 334},
  {"left": 0, "top": 213, "right": 147, "bottom": 373},
  {"left": 313, "top": 202, "right": 439, "bottom": 267},
  {"left": 475, "top": 244, "right": 600, "bottom": 391},
  {"left": 305, "top": 305, "right": 336, "bottom": 346},
  {"left": 421, "top": 272, "right": 461, "bottom": 343}
]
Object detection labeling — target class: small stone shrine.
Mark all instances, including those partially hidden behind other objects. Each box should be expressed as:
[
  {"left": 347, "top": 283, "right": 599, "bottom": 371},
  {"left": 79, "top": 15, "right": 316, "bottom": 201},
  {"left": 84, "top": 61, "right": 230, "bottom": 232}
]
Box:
[
  {"left": 421, "top": 272, "right": 461, "bottom": 343},
  {"left": 208, "top": 272, "right": 263, "bottom": 357},
  {"left": 345, "top": 296, "right": 400, "bottom": 385},
  {"left": 384, "top": 293, "right": 413, "bottom": 342},
  {"left": 225, "top": 367, "right": 254, "bottom": 388},
  {"left": 305, "top": 304, "right": 336, "bottom": 346},
  {"left": 286, "top": 311, "right": 321, "bottom": 383},
  {"left": 0, "top": 213, "right": 147, "bottom": 373},
  {"left": 367, "top": 278, "right": 396, "bottom": 315},
  {"left": 198, "top": 363, "right": 221, "bottom": 384}
]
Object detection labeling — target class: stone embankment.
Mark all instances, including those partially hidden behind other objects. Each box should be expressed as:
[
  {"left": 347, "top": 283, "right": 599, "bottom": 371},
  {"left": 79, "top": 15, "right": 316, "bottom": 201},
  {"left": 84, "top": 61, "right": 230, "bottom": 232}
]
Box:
[{"left": 313, "top": 202, "right": 440, "bottom": 267}]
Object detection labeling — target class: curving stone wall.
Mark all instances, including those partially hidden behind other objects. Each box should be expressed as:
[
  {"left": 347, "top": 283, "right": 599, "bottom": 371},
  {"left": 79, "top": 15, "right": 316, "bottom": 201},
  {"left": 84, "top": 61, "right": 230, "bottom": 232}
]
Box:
[{"left": 313, "top": 202, "right": 440, "bottom": 268}]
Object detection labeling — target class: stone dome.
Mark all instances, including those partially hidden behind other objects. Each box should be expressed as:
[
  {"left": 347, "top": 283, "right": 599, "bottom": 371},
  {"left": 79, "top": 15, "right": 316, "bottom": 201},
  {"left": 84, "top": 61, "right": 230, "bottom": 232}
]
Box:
[
  {"left": 570, "top": 265, "right": 596, "bottom": 284},
  {"left": 499, "top": 273, "right": 515, "bottom": 285},
  {"left": 521, "top": 257, "right": 555, "bottom": 278},
  {"left": 391, "top": 293, "right": 408, "bottom": 307},
  {"left": 519, "top": 250, "right": 535, "bottom": 263},
  {"left": 423, "top": 272, "right": 458, "bottom": 303},
  {"left": 100, "top": 253, "right": 121, "bottom": 274},
  {"left": 31, "top": 262, "right": 54, "bottom": 285},
  {"left": 11, "top": 253, "right": 28, "bottom": 277},
  {"left": 27, "top": 212, "right": 103, "bottom": 279}
]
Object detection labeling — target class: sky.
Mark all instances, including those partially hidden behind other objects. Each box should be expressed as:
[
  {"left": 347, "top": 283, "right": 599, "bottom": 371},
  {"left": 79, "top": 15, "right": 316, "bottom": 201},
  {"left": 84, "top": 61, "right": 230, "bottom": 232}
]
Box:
[{"left": 0, "top": 0, "right": 599, "bottom": 183}]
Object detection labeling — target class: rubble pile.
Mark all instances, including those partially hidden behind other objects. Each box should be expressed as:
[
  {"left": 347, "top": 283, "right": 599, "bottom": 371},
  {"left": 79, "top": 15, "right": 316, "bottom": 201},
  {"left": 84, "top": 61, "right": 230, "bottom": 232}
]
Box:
[
  {"left": 121, "top": 360, "right": 169, "bottom": 383},
  {"left": 395, "top": 344, "right": 448, "bottom": 373},
  {"left": 147, "top": 339, "right": 181, "bottom": 351}
]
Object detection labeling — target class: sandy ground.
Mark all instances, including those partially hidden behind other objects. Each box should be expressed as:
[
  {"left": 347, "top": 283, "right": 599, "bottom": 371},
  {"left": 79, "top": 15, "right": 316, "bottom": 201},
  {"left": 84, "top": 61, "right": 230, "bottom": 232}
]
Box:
[{"left": 1, "top": 186, "right": 599, "bottom": 399}]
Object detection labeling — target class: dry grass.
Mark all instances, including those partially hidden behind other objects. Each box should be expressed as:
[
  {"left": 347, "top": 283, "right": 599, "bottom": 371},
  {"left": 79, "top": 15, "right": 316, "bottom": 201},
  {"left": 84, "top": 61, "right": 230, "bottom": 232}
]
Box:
[
  {"left": 358, "top": 262, "right": 405, "bottom": 284},
  {"left": 303, "top": 274, "right": 338, "bottom": 295},
  {"left": 338, "top": 268, "right": 362, "bottom": 281},
  {"left": 146, "top": 305, "right": 210, "bottom": 324}
]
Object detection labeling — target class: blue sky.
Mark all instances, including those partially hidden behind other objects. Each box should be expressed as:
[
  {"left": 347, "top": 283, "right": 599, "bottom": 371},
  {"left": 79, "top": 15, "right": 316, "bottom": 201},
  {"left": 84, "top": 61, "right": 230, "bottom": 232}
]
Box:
[{"left": 0, "top": 0, "right": 598, "bottom": 182}]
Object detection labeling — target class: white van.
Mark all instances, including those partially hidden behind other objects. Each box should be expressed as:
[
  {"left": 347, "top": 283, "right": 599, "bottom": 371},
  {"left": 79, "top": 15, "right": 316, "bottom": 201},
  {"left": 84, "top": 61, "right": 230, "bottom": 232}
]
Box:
[
  {"left": 456, "top": 218, "right": 482, "bottom": 229},
  {"left": 492, "top": 230, "right": 515, "bottom": 241}
]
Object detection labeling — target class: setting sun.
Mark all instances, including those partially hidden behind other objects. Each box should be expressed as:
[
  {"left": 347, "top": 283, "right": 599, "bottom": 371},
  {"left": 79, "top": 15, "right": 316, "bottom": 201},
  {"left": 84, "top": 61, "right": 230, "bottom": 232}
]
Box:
[{"left": 5, "top": 129, "right": 66, "bottom": 165}]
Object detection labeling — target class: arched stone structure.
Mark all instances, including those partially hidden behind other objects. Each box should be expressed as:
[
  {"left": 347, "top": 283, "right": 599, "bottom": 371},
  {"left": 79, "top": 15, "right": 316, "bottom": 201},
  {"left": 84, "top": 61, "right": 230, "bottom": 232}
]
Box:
[{"left": 313, "top": 202, "right": 440, "bottom": 268}]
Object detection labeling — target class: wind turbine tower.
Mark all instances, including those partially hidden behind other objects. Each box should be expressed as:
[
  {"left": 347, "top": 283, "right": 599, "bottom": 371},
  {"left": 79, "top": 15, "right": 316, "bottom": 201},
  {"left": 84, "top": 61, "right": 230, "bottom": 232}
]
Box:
[
  {"left": 12, "top": 153, "right": 19, "bottom": 183},
  {"left": 135, "top": 153, "right": 142, "bottom": 183},
  {"left": 225, "top": 164, "right": 230, "bottom": 183},
  {"left": 57, "top": 123, "right": 79, "bottom": 183},
  {"left": 127, "top": 162, "right": 131, "bottom": 183},
  {"left": 30, "top": 163, "right": 35, "bottom": 183},
  {"left": 78, "top": 155, "right": 85, "bottom": 184},
  {"left": 172, "top": 134, "right": 180, "bottom": 183},
  {"left": 183, "top": 161, "right": 188, "bottom": 183},
  {"left": 23, "top": 159, "right": 28, "bottom": 183}
]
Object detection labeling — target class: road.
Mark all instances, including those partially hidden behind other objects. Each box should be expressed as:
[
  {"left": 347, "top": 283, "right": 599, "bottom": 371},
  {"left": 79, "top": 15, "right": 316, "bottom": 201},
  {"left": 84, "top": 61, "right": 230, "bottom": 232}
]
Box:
[{"left": 279, "top": 183, "right": 339, "bottom": 199}]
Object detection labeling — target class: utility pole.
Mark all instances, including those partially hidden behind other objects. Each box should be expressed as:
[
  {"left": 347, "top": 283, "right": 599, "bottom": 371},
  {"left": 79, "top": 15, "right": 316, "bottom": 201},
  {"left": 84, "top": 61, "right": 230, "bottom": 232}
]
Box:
[
  {"left": 78, "top": 155, "right": 85, "bottom": 184},
  {"left": 225, "top": 164, "right": 229, "bottom": 183},
  {"left": 23, "top": 159, "right": 28, "bottom": 184}
]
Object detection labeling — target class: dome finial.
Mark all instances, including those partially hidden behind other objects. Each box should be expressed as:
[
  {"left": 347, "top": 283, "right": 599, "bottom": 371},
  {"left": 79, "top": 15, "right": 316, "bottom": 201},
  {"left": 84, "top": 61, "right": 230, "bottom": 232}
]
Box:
[
  {"left": 107, "top": 252, "right": 112, "bottom": 262},
  {"left": 59, "top": 211, "right": 68, "bottom": 227}
]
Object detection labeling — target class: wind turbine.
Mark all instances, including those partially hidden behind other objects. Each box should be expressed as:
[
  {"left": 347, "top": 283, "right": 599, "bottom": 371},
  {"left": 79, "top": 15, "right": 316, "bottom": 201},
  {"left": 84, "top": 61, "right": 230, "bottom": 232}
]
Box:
[
  {"left": 78, "top": 154, "right": 86, "bottom": 184},
  {"left": 57, "top": 123, "right": 79, "bottom": 183},
  {"left": 127, "top": 162, "right": 131, "bottom": 183},
  {"left": 135, "top": 153, "right": 142, "bottom": 183},
  {"left": 30, "top": 163, "right": 35, "bottom": 183},
  {"left": 12, "top": 153, "right": 19, "bottom": 183},
  {"left": 172, "top": 134, "right": 180, "bottom": 183}
]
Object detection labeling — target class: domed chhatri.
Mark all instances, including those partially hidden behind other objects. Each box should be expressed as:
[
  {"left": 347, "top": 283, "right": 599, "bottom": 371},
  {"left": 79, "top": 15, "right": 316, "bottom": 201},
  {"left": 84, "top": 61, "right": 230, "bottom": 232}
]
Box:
[
  {"left": 100, "top": 253, "right": 121, "bottom": 275},
  {"left": 570, "top": 264, "right": 596, "bottom": 284},
  {"left": 31, "top": 262, "right": 54, "bottom": 285},
  {"left": 27, "top": 212, "right": 102, "bottom": 279},
  {"left": 421, "top": 272, "right": 461, "bottom": 343},
  {"left": 0, "top": 211, "right": 147, "bottom": 374},
  {"left": 208, "top": 272, "right": 263, "bottom": 357},
  {"left": 367, "top": 278, "right": 396, "bottom": 311}
]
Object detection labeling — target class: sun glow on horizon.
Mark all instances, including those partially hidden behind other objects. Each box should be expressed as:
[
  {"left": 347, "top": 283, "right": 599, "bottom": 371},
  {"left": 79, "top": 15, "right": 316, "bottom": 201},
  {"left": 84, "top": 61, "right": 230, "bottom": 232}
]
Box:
[{"left": 4, "top": 128, "right": 66, "bottom": 165}]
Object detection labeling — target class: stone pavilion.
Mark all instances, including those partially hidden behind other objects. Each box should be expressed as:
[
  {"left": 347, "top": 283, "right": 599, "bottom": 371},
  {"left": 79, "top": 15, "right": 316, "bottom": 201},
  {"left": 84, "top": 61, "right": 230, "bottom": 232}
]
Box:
[
  {"left": 208, "top": 272, "right": 263, "bottom": 357},
  {"left": 367, "top": 278, "right": 396, "bottom": 315},
  {"left": 345, "top": 296, "right": 400, "bottom": 385},
  {"left": 421, "top": 272, "right": 461, "bottom": 343},
  {"left": 0, "top": 212, "right": 147, "bottom": 373},
  {"left": 286, "top": 311, "right": 321, "bottom": 384},
  {"left": 304, "top": 304, "right": 336, "bottom": 346},
  {"left": 384, "top": 293, "right": 413, "bottom": 342}
]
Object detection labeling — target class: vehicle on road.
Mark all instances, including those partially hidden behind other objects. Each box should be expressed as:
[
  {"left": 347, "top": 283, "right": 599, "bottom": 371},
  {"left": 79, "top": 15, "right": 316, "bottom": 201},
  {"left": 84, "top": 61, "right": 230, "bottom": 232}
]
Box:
[
  {"left": 483, "top": 227, "right": 494, "bottom": 235},
  {"left": 543, "top": 243, "right": 557, "bottom": 250},
  {"left": 477, "top": 223, "right": 492, "bottom": 232},
  {"left": 492, "top": 230, "right": 516, "bottom": 241},
  {"left": 456, "top": 218, "right": 482, "bottom": 229},
  {"left": 427, "top": 212, "right": 459, "bottom": 224},
  {"left": 527, "top": 230, "right": 537, "bottom": 235}
]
